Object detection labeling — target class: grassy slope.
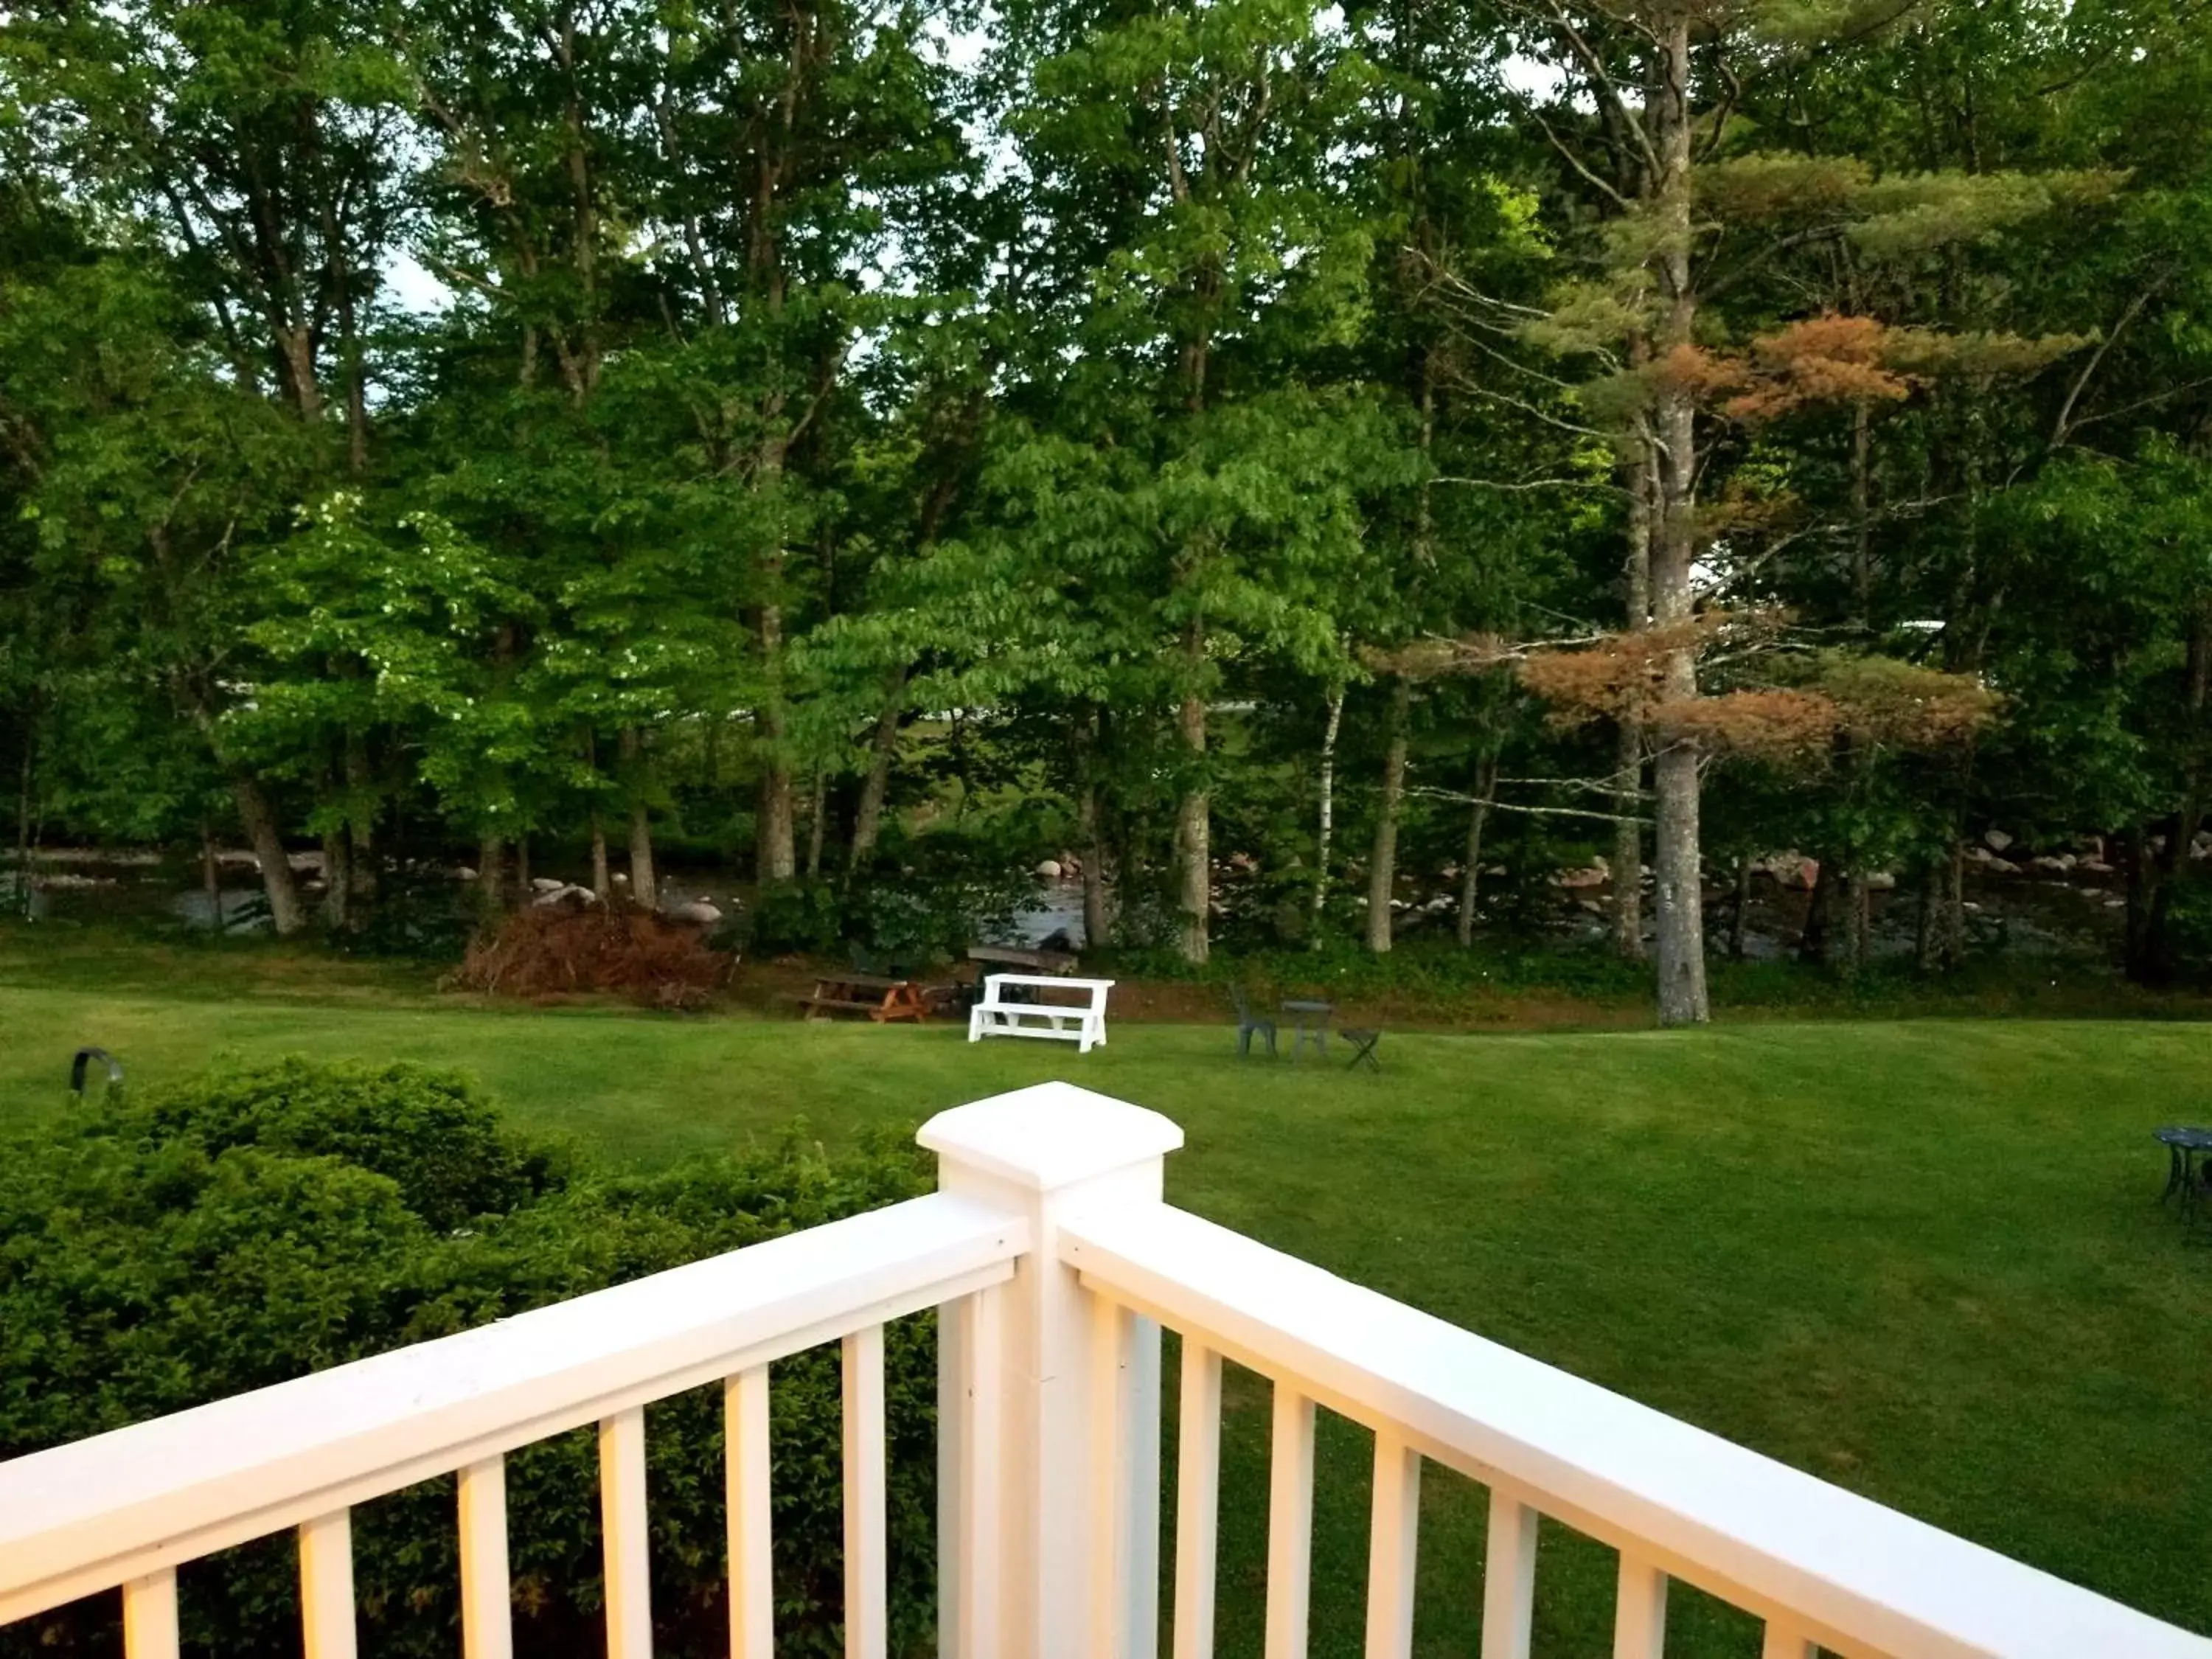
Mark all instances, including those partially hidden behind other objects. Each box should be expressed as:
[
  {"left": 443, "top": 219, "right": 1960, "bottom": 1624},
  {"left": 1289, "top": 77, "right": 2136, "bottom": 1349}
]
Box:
[{"left": 2, "top": 940, "right": 2208, "bottom": 1651}]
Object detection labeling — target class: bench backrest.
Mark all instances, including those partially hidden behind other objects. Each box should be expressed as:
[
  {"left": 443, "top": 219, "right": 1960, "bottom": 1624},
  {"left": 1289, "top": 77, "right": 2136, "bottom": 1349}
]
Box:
[{"left": 979, "top": 974, "right": 1113, "bottom": 1008}]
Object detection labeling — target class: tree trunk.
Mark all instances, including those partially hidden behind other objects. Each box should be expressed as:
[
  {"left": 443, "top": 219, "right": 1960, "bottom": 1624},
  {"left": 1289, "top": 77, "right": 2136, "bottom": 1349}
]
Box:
[
  {"left": 478, "top": 834, "right": 507, "bottom": 914},
  {"left": 1798, "top": 858, "right": 1835, "bottom": 965},
  {"left": 232, "top": 773, "right": 305, "bottom": 936},
  {"left": 1077, "top": 780, "right": 1113, "bottom": 950},
  {"left": 629, "top": 806, "right": 658, "bottom": 911},
  {"left": 321, "top": 830, "right": 352, "bottom": 931},
  {"left": 1456, "top": 746, "right": 1498, "bottom": 949},
  {"left": 201, "top": 816, "right": 224, "bottom": 933},
  {"left": 1366, "top": 679, "right": 1411, "bottom": 954},
  {"left": 1845, "top": 870, "right": 1871, "bottom": 974},
  {"left": 848, "top": 666, "right": 908, "bottom": 874},
  {"left": 512, "top": 834, "right": 530, "bottom": 909},
  {"left": 756, "top": 602, "right": 796, "bottom": 884},
  {"left": 2126, "top": 599, "right": 2212, "bottom": 982},
  {"left": 1077, "top": 709, "right": 1113, "bottom": 948},
  {"left": 1939, "top": 838, "right": 1967, "bottom": 969},
  {"left": 1728, "top": 855, "right": 1752, "bottom": 961},
  {"left": 619, "top": 726, "right": 658, "bottom": 908},
  {"left": 1914, "top": 858, "right": 1937, "bottom": 970},
  {"left": 1176, "top": 663, "right": 1210, "bottom": 966},
  {"left": 13, "top": 740, "right": 31, "bottom": 919},
  {"left": 804, "top": 768, "right": 828, "bottom": 880},
  {"left": 590, "top": 810, "right": 611, "bottom": 900},
  {"left": 1647, "top": 15, "right": 1709, "bottom": 1027},
  {"left": 1311, "top": 682, "right": 1346, "bottom": 933},
  {"left": 344, "top": 731, "right": 377, "bottom": 908}
]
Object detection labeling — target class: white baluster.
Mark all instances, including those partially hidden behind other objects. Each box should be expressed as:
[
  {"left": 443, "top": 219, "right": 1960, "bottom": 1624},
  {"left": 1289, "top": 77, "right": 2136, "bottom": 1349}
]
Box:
[
  {"left": 1264, "top": 1384, "right": 1315, "bottom": 1659},
  {"left": 1091, "top": 1295, "right": 1130, "bottom": 1659},
  {"left": 1761, "top": 1617, "right": 1818, "bottom": 1658},
  {"left": 299, "top": 1509, "right": 358, "bottom": 1659},
  {"left": 727, "top": 1366, "right": 774, "bottom": 1659},
  {"left": 1613, "top": 1553, "right": 1668, "bottom": 1659},
  {"left": 121, "top": 1568, "right": 178, "bottom": 1659},
  {"left": 1479, "top": 1492, "right": 1537, "bottom": 1659},
  {"left": 940, "top": 1286, "right": 1004, "bottom": 1659},
  {"left": 601, "top": 1408, "right": 653, "bottom": 1659},
  {"left": 1171, "top": 1341, "right": 1222, "bottom": 1659},
  {"left": 458, "top": 1455, "right": 513, "bottom": 1659},
  {"left": 1123, "top": 1315, "right": 1162, "bottom": 1659},
  {"left": 1363, "top": 1432, "right": 1420, "bottom": 1659},
  {"left": 844, "top": 1324, "right": 888, "bottom": 1659}
]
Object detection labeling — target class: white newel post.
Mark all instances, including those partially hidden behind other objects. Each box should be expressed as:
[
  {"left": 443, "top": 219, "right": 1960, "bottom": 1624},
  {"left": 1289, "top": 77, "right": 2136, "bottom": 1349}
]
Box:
[{"left": 922, "top": 1082, "right": 1182, "bottom": 1659}]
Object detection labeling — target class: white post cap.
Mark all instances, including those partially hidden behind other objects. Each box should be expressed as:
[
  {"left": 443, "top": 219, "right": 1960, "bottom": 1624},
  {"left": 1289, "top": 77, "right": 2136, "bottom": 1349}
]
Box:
[{"left": 919, "top": 1082, "right": 1183, "bottom": 1191}]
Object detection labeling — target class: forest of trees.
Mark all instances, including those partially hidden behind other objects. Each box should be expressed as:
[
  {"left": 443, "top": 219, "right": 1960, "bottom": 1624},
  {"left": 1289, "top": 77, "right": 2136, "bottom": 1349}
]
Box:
[{"left": 3, "top": 0, "right": 2210, "bottom": 1020}]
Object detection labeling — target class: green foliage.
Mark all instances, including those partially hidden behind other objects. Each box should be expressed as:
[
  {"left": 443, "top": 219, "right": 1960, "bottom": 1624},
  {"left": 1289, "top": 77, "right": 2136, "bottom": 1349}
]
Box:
[{"left": 0, "top": 1059, "right": 938, "bottom": 1659}]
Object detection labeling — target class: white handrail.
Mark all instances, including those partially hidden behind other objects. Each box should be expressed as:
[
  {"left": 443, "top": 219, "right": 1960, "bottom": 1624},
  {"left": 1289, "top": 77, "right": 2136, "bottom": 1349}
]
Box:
[
  {"left": 1060, "top": 1200, "right": 2212, "bottom": 1659},
  {"left": 0, "top": 1190, "right": 1026, "bottom": 1623},
  {"left": 4, "top": 1082, "right": 2207, "bottom": 1659}
]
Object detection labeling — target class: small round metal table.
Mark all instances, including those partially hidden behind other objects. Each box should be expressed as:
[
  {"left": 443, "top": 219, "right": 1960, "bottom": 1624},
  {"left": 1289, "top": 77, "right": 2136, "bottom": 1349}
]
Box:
[
  {"left": 1281, "top": 999, "right": 1334, "bottom": 1059},
  {"left": 2153, "top": 1126, "right": 2212, "bottom": 1220}
]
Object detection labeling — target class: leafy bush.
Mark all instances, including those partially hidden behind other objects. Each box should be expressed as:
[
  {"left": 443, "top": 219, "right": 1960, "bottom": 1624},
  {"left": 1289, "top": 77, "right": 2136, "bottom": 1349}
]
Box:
[
  {"left": 0, "top": 1059, "right": 937, "bottom": 1659},
  {"left": 747, "top": 830, "right": 1036, "bottom": 962}
]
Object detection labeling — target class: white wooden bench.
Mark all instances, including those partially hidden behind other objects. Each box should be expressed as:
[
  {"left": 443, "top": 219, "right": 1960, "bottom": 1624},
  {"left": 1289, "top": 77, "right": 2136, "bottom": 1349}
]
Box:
[{"left": 967, "top": 974, "right": 1114, "bottom": 1054}]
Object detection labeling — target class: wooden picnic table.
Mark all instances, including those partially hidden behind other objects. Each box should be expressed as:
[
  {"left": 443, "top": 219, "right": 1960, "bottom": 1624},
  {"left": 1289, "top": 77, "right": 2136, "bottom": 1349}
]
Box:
[{"left": 792, "top": 971, "right": 929, "bottom": 1023}]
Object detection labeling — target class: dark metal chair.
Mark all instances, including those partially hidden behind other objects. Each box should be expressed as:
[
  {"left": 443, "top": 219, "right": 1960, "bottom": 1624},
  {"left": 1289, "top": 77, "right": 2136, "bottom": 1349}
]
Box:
[
  {"left": 1342, "top": 1028, "right": 1383, "bottom": 1072},
  {"left": 70, "top": 1046, "right": 124, "bottom": 1099},
  {"left": 1231, "top": 988, "right": 1276, "bottom": 1057}
]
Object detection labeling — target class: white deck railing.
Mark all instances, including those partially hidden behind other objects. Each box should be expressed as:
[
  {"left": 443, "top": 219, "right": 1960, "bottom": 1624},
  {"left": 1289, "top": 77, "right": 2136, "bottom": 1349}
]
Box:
[{"left": 1, "top": 1080, "right": 2205, "bottom": 1659}]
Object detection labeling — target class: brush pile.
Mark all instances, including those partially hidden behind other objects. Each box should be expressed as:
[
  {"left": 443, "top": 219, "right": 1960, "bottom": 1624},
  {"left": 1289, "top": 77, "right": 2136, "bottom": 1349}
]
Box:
[{"left": 448, "top": 898, "right": 734, "bottom": 1009}]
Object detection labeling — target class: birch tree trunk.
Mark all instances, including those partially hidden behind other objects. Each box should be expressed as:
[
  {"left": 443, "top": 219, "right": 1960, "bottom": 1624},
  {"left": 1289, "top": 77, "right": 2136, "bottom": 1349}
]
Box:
[
  {"left": 1175, "top": 625, "right": 1210, "bottom": 965},
  {"left": 1456, "top": 745, "right": 1498, "bottom": 948},
  {"left": 1310, "top": 682, "right": 1346, "bottom": 931},
  {"left": 590, "top": 810, "right": 611, "bottom": 901}
]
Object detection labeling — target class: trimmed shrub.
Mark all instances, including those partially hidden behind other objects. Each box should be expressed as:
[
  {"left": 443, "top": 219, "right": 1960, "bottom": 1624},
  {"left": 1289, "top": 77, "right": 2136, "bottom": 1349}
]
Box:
[{"left": 0, "top": 1059, "right": 936, "bottom": 1659}]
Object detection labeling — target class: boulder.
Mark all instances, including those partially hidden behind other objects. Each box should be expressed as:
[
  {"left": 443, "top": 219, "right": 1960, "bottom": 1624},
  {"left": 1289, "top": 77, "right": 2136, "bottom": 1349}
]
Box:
[
  {"left": 2078, "top": 858, "right": 2115, "bottom": 875},
  {"left": 1984, "top": 828, "right": 2013, "bottom": 852},
  {"left": 664, "top": 899, "right": 723, "bottom": 925},
  {"left": 2031, "top": 855, "right": 2076, "bottom": 873},
  {"left": 1034, "top": 859, "right": 1063, "bottom": 880},
  {"left": 454, "top": 866, "right": 477, "bottom": 880},
  {"left": 1985, "top": 857, "right": 2020, "bottom": 875},
  {"left": 1864, "top": 871, "right": 1897, "bottom": 891},
  {"left": 532, "top": 877, "right": 566, "bottom": 893}
]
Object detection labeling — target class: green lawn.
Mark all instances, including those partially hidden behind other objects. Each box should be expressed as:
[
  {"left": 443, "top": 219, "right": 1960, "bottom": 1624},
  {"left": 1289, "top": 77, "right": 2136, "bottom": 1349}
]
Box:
[{"left": 4, "top": 959, "right": 2209, "bottom": 1652}]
